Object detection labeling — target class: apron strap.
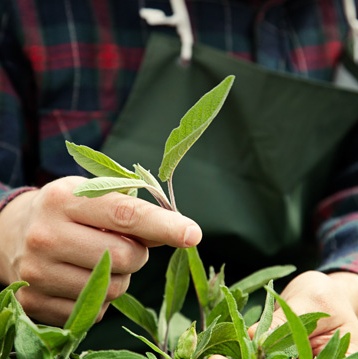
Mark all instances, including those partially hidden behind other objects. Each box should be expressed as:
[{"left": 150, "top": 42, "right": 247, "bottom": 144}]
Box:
[
  {"left": 343, "top": 0, "right": 358, "bottom": 62},
  {"left": 139, "top": 0, "right": 194, "bottom": 62}
]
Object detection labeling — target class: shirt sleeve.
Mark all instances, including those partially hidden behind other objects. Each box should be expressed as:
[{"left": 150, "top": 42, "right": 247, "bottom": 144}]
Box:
[
  {"left": 0, "top": 0, "right": 38, "bottom": 209},
  {"left": 315, "top": 119, "right": 358, "bottom": 274}
]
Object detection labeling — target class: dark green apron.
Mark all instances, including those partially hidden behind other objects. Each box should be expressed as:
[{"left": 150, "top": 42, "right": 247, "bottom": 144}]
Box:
[
  {"left": 102, "top": 33, "right": 358, "bottom": 264},
  {"left": 80, "top": 34, "right": 358, "bottom": 352}
]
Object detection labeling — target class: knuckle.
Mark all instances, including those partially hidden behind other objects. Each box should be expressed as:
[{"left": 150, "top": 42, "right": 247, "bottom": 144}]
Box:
[
  {"left": 18, "top": 259, "right": 44, "bottom": 284},
  {"left": 25, "top": 224, "right": 50, "bottom": 251},
  {"left": 111, "top": 242, "right": 149, "bottom": 274},
  {"left": 106, "top": 275, "right": 130, "bottom": 301},
  {"left": 111, "top": 199, "right": 138, "bottom": 229}
]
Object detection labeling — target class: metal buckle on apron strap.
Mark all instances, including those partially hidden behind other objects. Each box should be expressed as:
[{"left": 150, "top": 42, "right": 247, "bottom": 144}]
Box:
[{"left": 139, "top": 0, "right": 194, "bottom": 63}]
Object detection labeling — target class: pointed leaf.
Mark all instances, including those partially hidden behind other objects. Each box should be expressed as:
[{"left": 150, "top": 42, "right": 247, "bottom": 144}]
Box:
[
  {"left": 265, "top": 286, "right": 312, "bottom": 359},
  {"left": 194, "top": 317, "right": 220, "bottom": 358},
  {"left": 316, "top": 330, "right": 339, "bottom": 359},
  {"left": 14, "top": 315, "right": 52, "bottom": 359},
  {"left": 66, "top": 141, "right": 140, "bottom": 179},
  {"left": 336, "top": 333, "right": 351, "bottom": 359},
  {"left": 158, "top": 75, "right": 235, "bottom": 182},
  {"left": 262, "top": 312, "right": 329, "bottom": 354},
  {"left": 230, "top": 265, "right": 296, "bottom": 294},
  {"left": 221, "top": 286, "right": 251, "bottom": 359},
  {"left": 254, "top": 280, "right": 274, "bottom": 342},
  {"left": 73, "top": 177, "right": 149, "bottom": 197},
  {"left": 0, "top": 281, "right": 28, "bottom": 308},
  {"left": 186, "top": 247, "right": 209, "bottom": 309},
  {"left": 167, "top": 312, "right": 192, "bottom": 352},
  {"left": 123, "top": 327, "right": 172, "bottom": 359},
  {"left": 64, "top": 250, "right": 111, "bottom": 339},
  {"left": 195, "top": 322, "right": 241, "bottom": 359},
  {"left": 82, "top": 349, "right": 148, "bottom": 359},
  {"left": 111, "top": 293, "right": 158, "bottom": 342},
  {"left": 164, "top": 248, "right": 190, "bottom": 321}
]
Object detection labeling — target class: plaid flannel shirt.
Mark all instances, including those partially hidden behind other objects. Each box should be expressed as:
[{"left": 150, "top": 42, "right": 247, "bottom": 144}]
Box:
[{"left": 1, "top": 0, "right": 358, "bottom": 273}]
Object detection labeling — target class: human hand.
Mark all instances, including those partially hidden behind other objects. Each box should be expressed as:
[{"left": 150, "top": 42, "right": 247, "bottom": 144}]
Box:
[
  {"left": 0, "top": 176, "right": 202, "bottom": 326},
  {"left": 248, "top": 270, "right": 358, "bottom": 356}
]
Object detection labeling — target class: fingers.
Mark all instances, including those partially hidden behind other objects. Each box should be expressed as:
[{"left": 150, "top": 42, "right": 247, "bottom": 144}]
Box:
[
  {"left": 16, "top": 287, "right": 111, "bottom": 327},
  {"left": 25, "top": 219, "right": 149, "bottom": 274},
  {"left": 56, "top": 178, "right": 202, "bottom": 248}
]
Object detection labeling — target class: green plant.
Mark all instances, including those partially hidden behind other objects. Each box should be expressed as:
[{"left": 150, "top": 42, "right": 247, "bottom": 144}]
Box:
[{"left": 2, "top": 76, "right": 357, "bottom": 358}]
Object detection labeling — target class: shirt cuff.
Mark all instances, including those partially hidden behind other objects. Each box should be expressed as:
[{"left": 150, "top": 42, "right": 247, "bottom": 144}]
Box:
[
  {"left": 315, "top": 186, "right": 358, "bottom": 273},
  {"left": 0, "top": 187, "right": 38, "bottom": 212}
]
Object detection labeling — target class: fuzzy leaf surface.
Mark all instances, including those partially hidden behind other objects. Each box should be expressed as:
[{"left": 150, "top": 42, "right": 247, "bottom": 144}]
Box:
[
  {"left": 123, "top": 327, "right": 171, "bottom": 359},
  {"left": 265, "top": 286, "right": 312, "bottom": 359},
  {"left": 111, "top": 293, "right": 158, "bottom": 342},
  {"left": 254, "top": 280, "right": 274, "bottom": 342},
  {"left": 82, "top": 349, "right": 148, "bottom": 359},
  {"left": 262, "top": 312, "right": 329, "bottom": 354},
  {"left": 158, "top": 75, "right": 235, "bottom": 182},
  {"left": 195, "top": 322, "right": 241, "bottom": 359},
  {"left": 186, "top": 247, "right": 209, "bottom": 309},
  {"left": 230, "top": 265, "right": 296, "bottom": 294},
  {"left": 222, "top": 286, "right": 251, "bottom": 359},
  {"left": 66, "top": 141, "right": 140, "bottom": 179},
  {"left": 164, "top": 248, "right": 190, "bottom": 322},
  {"left": 64, "top": 250, "right": 111, "bottom": 339},
  {"left": 316, "top": 330, "right": 339, "bottom": 359}
]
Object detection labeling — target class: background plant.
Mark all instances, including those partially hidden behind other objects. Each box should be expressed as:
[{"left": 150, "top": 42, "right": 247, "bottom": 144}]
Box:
[{"left": 1, "top": 76, "right": 357, "bottom": 358}]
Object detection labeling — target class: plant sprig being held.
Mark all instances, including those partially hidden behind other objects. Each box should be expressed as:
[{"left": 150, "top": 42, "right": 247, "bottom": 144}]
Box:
[{"left": 2, "top": 76, "right": 354, "bottom": 358}]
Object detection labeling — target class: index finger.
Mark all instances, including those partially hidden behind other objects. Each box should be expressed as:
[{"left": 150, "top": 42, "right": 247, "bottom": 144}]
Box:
[{"left": 66, "top": 191, "right": 202, "bottom": 248}]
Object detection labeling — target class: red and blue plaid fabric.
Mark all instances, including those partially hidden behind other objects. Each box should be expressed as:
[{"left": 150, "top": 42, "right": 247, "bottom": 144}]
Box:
[{"left": 1, "top": 0, "right": 358, "bottom": 273}]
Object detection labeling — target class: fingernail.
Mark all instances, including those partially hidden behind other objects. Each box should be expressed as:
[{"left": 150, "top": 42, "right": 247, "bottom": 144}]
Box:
[{"left": 184, "top": 225, "right": 202, "bottom": 247}]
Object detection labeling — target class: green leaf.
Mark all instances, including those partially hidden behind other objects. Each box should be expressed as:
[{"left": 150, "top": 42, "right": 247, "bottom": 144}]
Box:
[
  {"left": 64, "top": 250, "right": 111, "bottom": 339},
  {"left": 123, "top": 327, "right": 172, "bottom": 359},
  {"left": 0, "top": 308, "right": 13, "bottom": 340},
  {"left": 336, "top": 332, "right": 351, "bottom": 359},
  {"left": 14, "top": 315, "right": 52, "bottom": 359},
  {"left": 254, "top": 280, "right": 274, "bottom": 342},
  {"left": 230, "top": 265, "right": 296, "bottom": 294},
  {"left": 164, "top": 248, "right": 190, "bottom": 322},
  {"left": 73, "top": 177, "right": 172, "bottom": 209},
  {"left": 73, "top": 177, "right": 149, "bottom": 197},
  {"left": 207, "top": 265, "right": 225, "bottom": 310},
  {"left": 243, "top": 305, "right": 262, "bottom": 328},
  {"left": 186, "top": 247, "right": 209, "bottom": 309},
  {"left": 0, "top": 281, "right": 28, "bottom": 308},
  {"left": 81, "top": 349, "right": 148, "bottom": 359},
  {"left": 262, "top": 312, "right": 329, "bottom": 354},
  {"left": 265, "top": 352, "right": 290, "bottom": 359},
  {"left": 221, "top": 286, "right": 251, "bottom": 359},
  {"left": 346, "top": 353, "right": 358, "bottom": 359},
  {"left": 167, "top": 312, "right": 192, "bottom": 352},
  {"left": 264, "top": 286, "right": 312, "bottom": 359},
  {"left": 133, "top": 164, "right": 172, "bottom": 209},
  {"left": 111, "top": 293, "right": 158, "bottom": 342},
  {"left": 316, "top": 330, "right": 339, "bottom": 359},
  {"left": 1, "top": 324, "right": 15, "bottom": 359},
  {"left": 193, "top": 317, "right": 219, "bottom": 358},
  {"left": 158, "top": 75, "right": 235, "bottom": 182},
  {"left": 195, "top": 322, "right": 241, "bottom": 359},
  {"left": 146, "top": 352, "right": 157, "bottom": 359},
  {"left": 206, "top": 288, "right": 248, "bottom": 326},
  {"left": 66, "top": 141, "right": 140, "bottom": 179}
]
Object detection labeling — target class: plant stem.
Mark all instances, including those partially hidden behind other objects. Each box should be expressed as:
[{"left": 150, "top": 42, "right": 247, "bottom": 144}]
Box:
[{"left": 167, "top": 175, "right": 178, "bottom": 212}]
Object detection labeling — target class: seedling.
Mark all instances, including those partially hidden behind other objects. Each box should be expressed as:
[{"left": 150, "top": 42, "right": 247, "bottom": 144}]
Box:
[{"left": 1, "top": 76, "right": 356, "bottom": 358}]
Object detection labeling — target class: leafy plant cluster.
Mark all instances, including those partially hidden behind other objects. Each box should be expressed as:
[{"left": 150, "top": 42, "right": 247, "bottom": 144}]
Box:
[{"left": 1, "top": 76, "right": 357, "bottom": 358}]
